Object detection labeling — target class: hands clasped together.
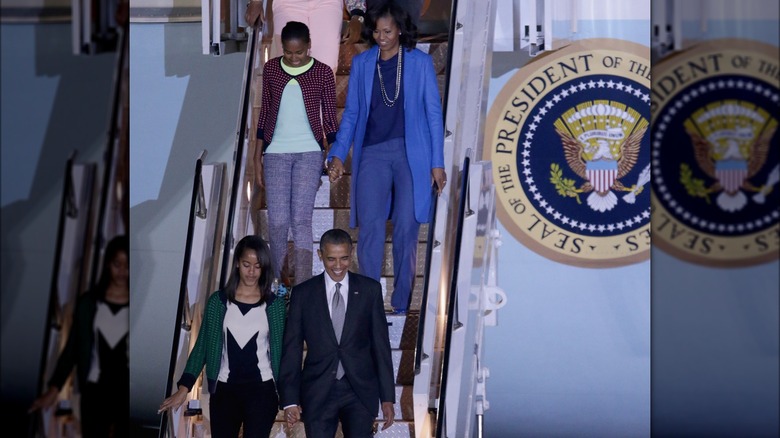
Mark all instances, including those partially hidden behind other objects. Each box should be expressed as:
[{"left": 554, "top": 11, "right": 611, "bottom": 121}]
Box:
[{"left": 328, "top": 158, "right": 447, "bottom": 195}]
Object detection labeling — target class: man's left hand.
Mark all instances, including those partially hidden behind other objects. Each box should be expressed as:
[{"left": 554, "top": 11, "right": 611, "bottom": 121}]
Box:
[
  {"left": 381, "top": 401, "right": 395, "bottom": 430},
  {"left": 284, "top": 405, "right": 302, "bottom": 429}
]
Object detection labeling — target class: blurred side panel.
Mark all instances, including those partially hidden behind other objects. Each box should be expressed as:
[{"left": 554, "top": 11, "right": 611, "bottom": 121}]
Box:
[
  {"left": 1, "top": 5, "right": 116, "bottom": 433},
  {"left": 651, "top": 0, "right": 780, "bottom": 436}
]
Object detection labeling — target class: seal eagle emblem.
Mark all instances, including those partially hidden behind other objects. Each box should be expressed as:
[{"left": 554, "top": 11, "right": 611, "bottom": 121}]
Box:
[
  {"left": 554, "top": 101, "right": 650, "bottom": 212},
  {"left": 485, "top": 39, "right": 652, "bottom": 267},
  {"left": 650, "top": 39, "right": 779, "bottom": 266},
  {"left": 682, "top": 101, "right": 777, "bottom": 213}
]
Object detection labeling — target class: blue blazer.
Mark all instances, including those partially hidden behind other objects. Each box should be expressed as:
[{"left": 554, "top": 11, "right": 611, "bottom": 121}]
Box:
[{"left": 328, "top": 45, "right": 445, "bottom": 227}]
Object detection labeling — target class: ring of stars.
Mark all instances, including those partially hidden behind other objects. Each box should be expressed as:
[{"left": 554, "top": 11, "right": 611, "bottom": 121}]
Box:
[
  {"left": 652, "top": 77, "right": 780, "bottom": 235},
  {"left": 520, "top": 77, "right": 652, "bottom": 234}
]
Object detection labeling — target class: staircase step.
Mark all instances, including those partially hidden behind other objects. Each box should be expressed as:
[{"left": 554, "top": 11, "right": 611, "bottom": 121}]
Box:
[
  {"left": 386, "top": 313, "right": 419, "bottom": 350},
  {"left": 389, "top": 384, "right": 416, "bottom": 420},
  {"left": 374, "top": 421, "right": 415, "bottom": 438},
  {"left": 391, "top": 349, "right": 416, "bottom": 386},
  {"left": 270, "top": 420, "right": 415, "bottom": 437},
  {"left": 383, "top": 280, "right": 424, "bottom": 313},
  {"left": 254, "top": 209, "right": 428, "bottom": 246}
]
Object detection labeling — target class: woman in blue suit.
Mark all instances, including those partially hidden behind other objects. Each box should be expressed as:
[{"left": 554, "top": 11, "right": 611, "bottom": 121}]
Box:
[{"left": 327, "top": 0, "right": 446, "bottom": 314}]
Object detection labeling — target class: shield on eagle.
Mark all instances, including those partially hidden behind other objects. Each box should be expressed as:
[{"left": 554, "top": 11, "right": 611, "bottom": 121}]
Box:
[{"left": 715, "top": 159, "right": 748, "bottom": 194}]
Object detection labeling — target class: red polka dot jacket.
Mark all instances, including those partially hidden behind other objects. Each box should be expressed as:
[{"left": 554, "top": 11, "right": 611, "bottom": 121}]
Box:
[{"left": 255, "top": 57, "right": 338, "bottom": 152}]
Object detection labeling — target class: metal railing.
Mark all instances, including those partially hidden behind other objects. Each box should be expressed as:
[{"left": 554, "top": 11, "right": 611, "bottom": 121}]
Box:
[
  {"left": 159, "top": 151, "right": 207, "bottom": 437},
  {"left": 413, "top": 0, "right": 460, "bottom": 378},
  {"left": 218, "top": 25, "right": 261, "bottom": 288},
  {"left": 414, "top": 184, "right": 440, "bottom": 374},
  {"left": 435, "top": 155, "right": 471, "bottom": 438},
  {"left": 87, "top": 25, "right": 128, "bottom": 290},
  {"left": 33, "top": 152, "right": 79, "bottom": 438},
  {"left": 441, "top": 0, "right": 460, "bottom": 121}
]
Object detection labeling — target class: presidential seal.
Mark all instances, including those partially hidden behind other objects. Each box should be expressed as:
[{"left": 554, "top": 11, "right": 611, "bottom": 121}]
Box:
[
  {"left": 485, "top": 39, "right": 651, "bottom": 267},
  {"left": 651, "top": 40, "right": 779, "bottom": 267}
]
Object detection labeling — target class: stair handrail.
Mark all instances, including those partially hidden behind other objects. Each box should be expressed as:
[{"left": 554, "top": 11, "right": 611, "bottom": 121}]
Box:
[
  {"left": 440, "top": 0, "right": 460, "bottom": 122},
  {"left": 434, "top": 155, "right": 471, "bottom": 438},
  {"left": 87, "top": 25, "right": 128, "bottom": 290},
  {"left": 414, "top": 184, "right": 440, "bottom": 374},
  {"left": 33, "top": 151, "right": 80, "bottom": 437},
  {"left": 218, "top": 25, "right": 262, "bottom": 289},
  {"left": 159, "top": 150, "right": 207, "bottom": 437},
  {"left": 414, "top": 0, "right": 461, "bottom": 376}
]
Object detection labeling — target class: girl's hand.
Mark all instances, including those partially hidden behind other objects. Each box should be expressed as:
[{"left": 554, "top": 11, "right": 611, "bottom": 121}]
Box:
[
  {"left": 158, "top": 386, "right": 188, "bottom": 414},
  {"left": 28, "top": 387, "right": 58, "bottom": 413}
]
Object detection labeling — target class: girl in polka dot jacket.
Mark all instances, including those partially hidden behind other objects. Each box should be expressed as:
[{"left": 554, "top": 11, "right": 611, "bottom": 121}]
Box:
[{"left": 253, "top": 21, "right": 338, "bottom": 287}]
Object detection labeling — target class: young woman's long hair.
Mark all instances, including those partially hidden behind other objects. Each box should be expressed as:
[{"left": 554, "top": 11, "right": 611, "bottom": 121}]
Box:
[
  {"left": 94, "top": 234, "right": 129, "bottom": 299},
  {"left": 364, "top": 0, "right": 418, "bottom": 50},
  {"left": 224, "top": 235, "right": 274, "bottom": 303}
]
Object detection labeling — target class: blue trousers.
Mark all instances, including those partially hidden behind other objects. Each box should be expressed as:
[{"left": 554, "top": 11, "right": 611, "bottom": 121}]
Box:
[{"left": 356, "top": 138, "right": 419, "bottom": 311}]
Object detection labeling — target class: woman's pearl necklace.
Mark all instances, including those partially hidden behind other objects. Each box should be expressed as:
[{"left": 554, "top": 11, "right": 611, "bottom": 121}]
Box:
[{"left": 377, "top": 46, "right": 402, "bottom": 107}]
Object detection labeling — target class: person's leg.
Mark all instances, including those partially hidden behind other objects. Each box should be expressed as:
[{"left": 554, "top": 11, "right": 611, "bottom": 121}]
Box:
[
  {"left": 208, "top": 384, "right": 243, "bottom": 438},
  {"left": 389, "top": 139, "right": 420, "bottom": 312},
  {"left": 401, "top": 0, "right": 423, "bottom": 26},
  {"left": 289, "top": 151, "right": 323, "bottom": 286},
  {"left": 355, "top": 143, "right": 394, "bottom": 282},
  {"left": 107, "top": 378, "right": 130, "bottom": 438},
  {"left": 264, "top": 153, "right": 294, "bottom": 280},
  {"left": 79, "top": 382, "right": 111, "bottom": 438},
  {"left": 303, "top": 382, "right": 341, "bottom": 438},
  {"left": 307, "top": 0, "right": 343, "bottom": 73},
  {"left": 337, "top": 379, "right": 376, "bottom": 438},
  {"left": 240, "top": 380, "right": 279, "bottom": 437},
  {"left": 271, "top": 0, "right": 308, "bottom": 61}
]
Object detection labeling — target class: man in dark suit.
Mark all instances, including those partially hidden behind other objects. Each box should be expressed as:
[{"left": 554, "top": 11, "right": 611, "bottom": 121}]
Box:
[{"left": 279, "top": 228, "right": 395, "bottom": 437}]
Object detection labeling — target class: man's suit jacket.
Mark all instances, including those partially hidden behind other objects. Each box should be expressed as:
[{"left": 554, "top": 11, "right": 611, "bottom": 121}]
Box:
[
  {"left": 279, "top": 272, "right": 395, "bottom": 417},
  {"left": 327, "top": 45, "right": 445, "bottom": 228}
]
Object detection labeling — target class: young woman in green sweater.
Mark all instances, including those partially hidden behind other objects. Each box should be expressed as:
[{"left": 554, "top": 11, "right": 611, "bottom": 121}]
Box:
[{"left": 158, "top": 235, "right": 286, "bottom": 437}]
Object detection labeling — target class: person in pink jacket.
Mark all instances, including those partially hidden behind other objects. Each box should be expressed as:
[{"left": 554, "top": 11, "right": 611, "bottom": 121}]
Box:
[
  {"left": 245, "top": 0, "right": 364, "bottom": 73},
  {"left": 245, "top": 1, "right": 425, "bottom": 74}
]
